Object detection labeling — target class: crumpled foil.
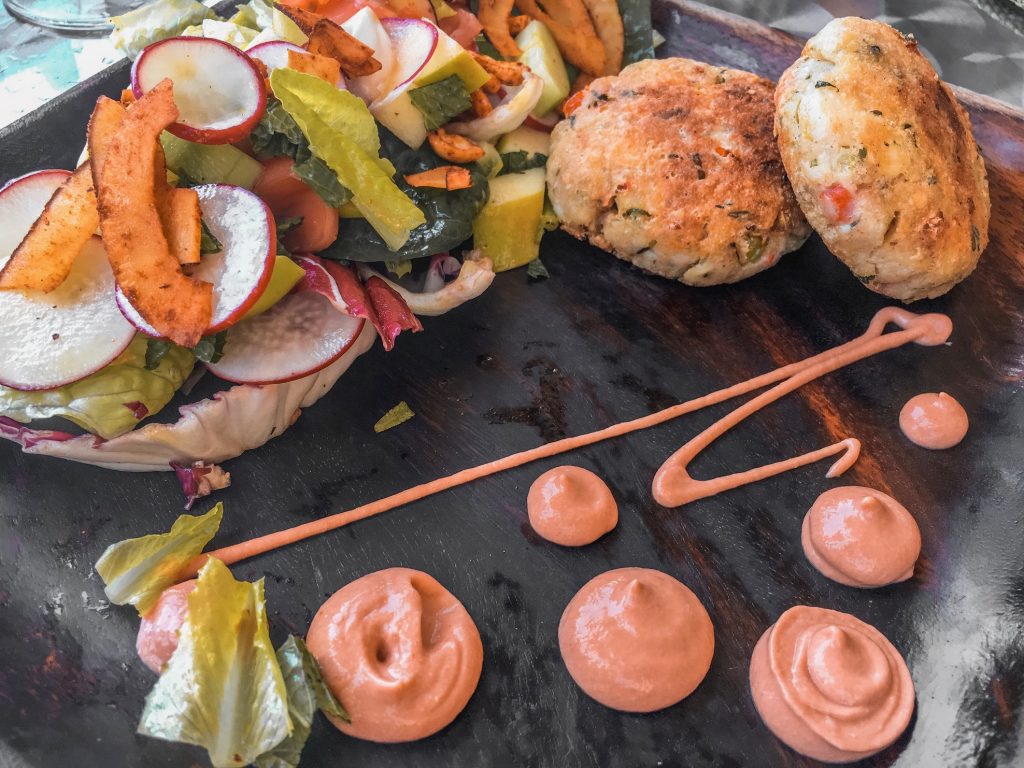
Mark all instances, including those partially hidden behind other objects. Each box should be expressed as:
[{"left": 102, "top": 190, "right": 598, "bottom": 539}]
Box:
[{"left": 1, "top": 0, "right": 1022, "bottom": 131}]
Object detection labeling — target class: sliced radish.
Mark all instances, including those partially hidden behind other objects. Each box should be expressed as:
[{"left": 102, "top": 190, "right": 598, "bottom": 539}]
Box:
[
  {"left": 380, "top": 18, "right": 439, "bottom": 91},
  {"left": 246, "top": 41, "right": 347, "bottom": 89},
  {"left": 189, "top": 184, "right": 276, "bottom": 332},
  {"left": 524, "top": 111, "right": 559, "bottom": 134},
  {"left": 117, "top": 184, "right": 275, "bottom": 337},
  {"left": 205, "top": 291, "right": 364, "bottom": 384},
  {"left": 132, "top": 37, "right": 267, "bottom": 145},
  {"left": 0, "top": 237, "right": 136, "bottom": 391},
  {"left": 0, "top": 169, "right": 70, "bottom": 268},
  {"left": 342, "top": 7, "right": 396, "bottom": 103},
  {"left": 291, "top": 254, "right": 348, "bottom": 309}
]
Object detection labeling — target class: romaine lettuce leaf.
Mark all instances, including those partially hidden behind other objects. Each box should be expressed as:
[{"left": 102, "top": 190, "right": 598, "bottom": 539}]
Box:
[
  {"left": 0, "top": 335, "right": 194, "bottom": 440},
  {"left": 194, "top": 18, "right": 260, "bottom": 49},
  {"left": 138, "top": 558, "right": 291, "bottom": 768},
  {"left": 254, "top": 636, "right": 348, "bottom": 768},
  {"left": 272, "top": 69, "right": 425, "bottom": 251},
  {"left": 110, "top": 0, "right": 213, "bottom": 59},
  {"left": 95, "top": 503, "right": 222, "bottom": 615}
]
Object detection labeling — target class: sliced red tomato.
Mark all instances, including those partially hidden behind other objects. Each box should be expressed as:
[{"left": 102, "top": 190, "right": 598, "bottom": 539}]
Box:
[
  {"left": 253, "top": 157, "right": 339, "bottom": 253},
  {"left": 440, "top": 7, "right": 483, "bottom": 48},
  {"left": 821, "top": 183, "right": 856, "bottom": 224}
]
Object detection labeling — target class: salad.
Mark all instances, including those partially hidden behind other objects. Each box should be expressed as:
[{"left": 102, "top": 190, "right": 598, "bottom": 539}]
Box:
[{"left": 0, "top": 0, "right": 653, "bottom": 504}]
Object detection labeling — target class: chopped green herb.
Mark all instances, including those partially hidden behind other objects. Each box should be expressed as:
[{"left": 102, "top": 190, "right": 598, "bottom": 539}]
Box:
[
  {"left": 386, "top": 259, "right": 413, "bottom": 278},
  {"left": 374, "top": 401, "right": 415, "bottom": 433},
  {"left": 815, "top": 81, "right": 837, "bottom": 89},
  {"left": 870, "top": 109, "right": 883, "bottom": 116},
  {"left": 408, "top": 75, "right": 472, "bottom": 132},
  {"left": 858, "top": 147, "right": 868, "bottom": 159},
  {"left": 867, "top": 44, "right": 882, "bottom": 57},
  {"left": 192, "top": 332, "right": 227, "bottom": 365},
  {"left": 727, "top": 210, "right": 751, "bottom": 218},
  {"left": 623, "top": 207, "right": 651, "bottom": 220},
  {"left": 857, "top": 274, "right": 876, "bottom": 284},
  {"left": 743, "top": 234, "right": 766, "bottom": 263},
  {"left": 497, "top": 150, "right": 548, "bottom": 175},
  {"left": 199, "top": 219, "right": 221, "bottom": 254},
  {"left": 276, "top": 216, "right": 304, "bottom": 235},
  {"left": 971, "top": 225, "right": 981, "bottom": 252},
  {"left": 691, "top": 152, "right": 706, "bottom": 180},
  {"left": 526, "top": 258, "right": 549, "bottom": 280}
]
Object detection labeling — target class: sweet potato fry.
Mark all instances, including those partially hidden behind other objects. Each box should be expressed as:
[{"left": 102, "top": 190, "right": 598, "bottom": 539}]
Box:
[
  {"left": 428, "top": 129, "right": 486, "bottom": 163},
  {"left": 514, "top": 0, "right": 605, "bottom": 76},
  {"left": 306, "top": 19, "right": 381, "bottom": 78},
  {"left": 470, "top": 89, "right": 493, "bottom": 117},
  {"left": 479, "top": 0, "right": 522, "bottom": 59},
  {"left": 581, "top": 0, "right": 623, "bottom": 74},
  {"left": 90, "top": 80, "right": 212, "bottom": 347},
  {"left": 508, "top": 14, "right": 530, "bottom": 36},
  {"left": 286, "top": 48, "right": 342, "bottom": 85},
  {"left": 470, "top": 51, "right": 527, "bottom": 86},
  {"left": 404, "top": 166, "right": 474, "bottom": 191}
]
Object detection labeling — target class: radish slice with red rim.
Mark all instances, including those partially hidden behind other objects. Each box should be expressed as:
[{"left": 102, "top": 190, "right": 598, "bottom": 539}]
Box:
[
  {"left": 379, "top": 18, "right": 439, "bottom": 90},
  {"left": 205, "top": 291, "right": 365, "bottom": 384},
  {"left": 117, "top": 184, "right": 276, "bottom": 338},
  {"left": 0, "top": 169, "right": 70, "bottom": 267},
  {"left": 189, "top": 184, "right": 276, "bottom": 333},
  {"left": 132, "top": 37, "right": 267, "bottom": 145},
  {"left": 0, "top": 237, "right": 136, "bottom": 391}
]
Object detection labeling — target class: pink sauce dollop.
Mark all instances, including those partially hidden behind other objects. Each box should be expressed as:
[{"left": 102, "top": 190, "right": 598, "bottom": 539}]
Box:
[
  {"left": 527, "top": 466, "right": 618, "bottom": 546},
  {"left": 899, "top": 392, "right": 968, "bottom": 449},
  {"left": 136, "top": 579, "right": 196, "bottom": 673},
  {"left": 749, "top": 606, "right": 915, "bottom": 763},
  {"left": 802, "top": 487, "right": 921, "bottom": 588},
  {"left": 558, "top": 567, "right": 714, "bottom": 712},
  {"left": 306, "top": 567, "right": 483, "bottom": 743}
]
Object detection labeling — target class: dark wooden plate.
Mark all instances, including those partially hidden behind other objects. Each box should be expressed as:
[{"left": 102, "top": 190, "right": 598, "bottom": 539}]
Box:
[{"left": 1, "top": 2, "right": 1022, "bottom": 766}]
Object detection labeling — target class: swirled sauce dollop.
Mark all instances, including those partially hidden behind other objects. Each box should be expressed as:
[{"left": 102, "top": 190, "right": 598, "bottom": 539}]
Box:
[
  {"left": 306, "top": 567, "right": 483, "bottom": 742},
  {"left": 749, "top": 606, "right": 915, "bottom": 763},
  {"left": 136, "top": 579, "right": 196, "bottom": 673},
  {"left": 558, "top": 568, "right": 714, "bottom": 712},
  {"left": 802, "top": 487, "right": 921, "bottom": 588},
  {"left": 527, "top": 466, "right": 618, "bottom": 546},
  {"left": 899, "top": 392, "right": 969, "bottom": 449}
]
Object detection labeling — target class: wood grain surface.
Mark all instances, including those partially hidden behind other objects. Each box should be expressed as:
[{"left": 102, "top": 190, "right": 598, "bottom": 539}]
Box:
[{"left": 1, "top": 2, "right": 1022, "bottom": 767}]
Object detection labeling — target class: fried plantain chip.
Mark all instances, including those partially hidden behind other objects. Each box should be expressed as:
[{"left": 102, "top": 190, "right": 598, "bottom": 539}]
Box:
[
  {"left": 159, "top": 187, "right": 202, "bottom": 266},
  {"left": 427, "top": 129, "right": 486, "bottom": 163},
  {"left": 580, "top": 0, "right": 623, "bottom": 74},
  {"left": 470, "top": 89, "right": 493, "bottom": 117},
  {"left": 514, "top": 0, "right": 605, "bottom": 76},
  {"left": 91, "top": 80, "right": 212, "bottom": 347},
  {"left": 286, "top": 48, "right": 343, "bottom": 85},
  {"left": 479, "top": 0, "right": 522, "bottom": 59},
  {"left": 470, "top": 50, "right": 528, "bottom": 85},
  {"left": 404, "top": 166, "right": 474, "bottom": 191},
  {"left": 0, "top": 165, "right": 99, "bottom": 293},
  {"left": 275, "top": 2, "right": 320, "bottom": 34},
  {"left": 508, "top": 14, "right": 531, "bottom": 36},
  {"left": 306, "top": 18, "right": 381, "bottom": 78}
]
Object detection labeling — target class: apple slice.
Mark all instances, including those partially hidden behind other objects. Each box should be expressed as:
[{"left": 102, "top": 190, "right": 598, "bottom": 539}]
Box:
[
  {"left": 0, "top": 169, "right": 70, "bottom": 269},
  {"left": 115, "top": 184, "right": 276, "bottom": 337},
  {"left": 132, "top": 37, "right": 267, "bottom": 145},
  {"left": 0, "top": 236, "right": 136, "bottom": 391},
  {"left": 205, "top": 289, "right": 365, "bottom": 384},
  {"left": 341, "top": 7, "right": 396, "bottom": 103}
]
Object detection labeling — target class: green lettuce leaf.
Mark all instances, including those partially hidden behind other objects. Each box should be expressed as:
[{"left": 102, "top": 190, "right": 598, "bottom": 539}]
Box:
[
  {"left": 325, "top": 127, "right": 489, "bottom": 262},
  {"left": 95, "top": 504, "right": 222, "bottom": 615},
  {"left": 0, "top": 335, "right": 194, "bottom": 440},
  {"left": 619, "top": 0, "right": 655, "bottom": 65},
  {"left": 408, "top": 75, "right": 472, "bottom": 132},
  {"left": 373, "top": 401, "right": 414, "bottom": 433},
  {"left": 250, "top": 102, "right": 353, "bottom": 208},
  {"left": 110, "top": 0, "right": 213, "bottom": 59},
  {"left": 190, "top": 18, "right": 260, "bottom": 49},
  {"left": 271, "top": 69, "right": 425, "bottom": 251},
  {"left": 138, "top": 558, "right": 291, "bottom": 768},
  {"left": 254, "top": 636, "right": 348, "bottom": 768}
]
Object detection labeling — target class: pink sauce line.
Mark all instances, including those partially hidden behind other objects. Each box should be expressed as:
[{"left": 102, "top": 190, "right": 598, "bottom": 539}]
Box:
[{"left": 186, "top": 308, "right": 952, "bottom": 575}]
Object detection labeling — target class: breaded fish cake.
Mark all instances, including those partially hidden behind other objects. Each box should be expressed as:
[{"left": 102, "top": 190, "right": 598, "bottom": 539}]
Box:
[
  {"left": 547, "top": 58, "right": 811, "bottom": 286},
  {"left": 775, "top": 17, "right": 990, "bottom": 302}
]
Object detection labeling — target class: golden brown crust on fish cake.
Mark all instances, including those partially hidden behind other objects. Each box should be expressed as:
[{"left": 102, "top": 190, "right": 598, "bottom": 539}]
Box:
[
  {"left": 547, "top": 57, "right": 811, "bottom": 286},
  {"left": 775, "top": 17, "right": 989, "bottom": 301}
]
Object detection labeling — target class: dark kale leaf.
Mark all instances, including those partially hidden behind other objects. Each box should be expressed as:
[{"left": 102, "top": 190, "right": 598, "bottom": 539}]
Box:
[
  {"left": 321, "top": 127, "right": 489, "bottom": 263},
  {"left": 199, "top": 220, "right": 222, "bottom": 255},
  {"left": 497, "top": 151, "right": 548, "bottom": 175},
  {"left": 619, "top": 0, "right": 654, "bottom": 65}
]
